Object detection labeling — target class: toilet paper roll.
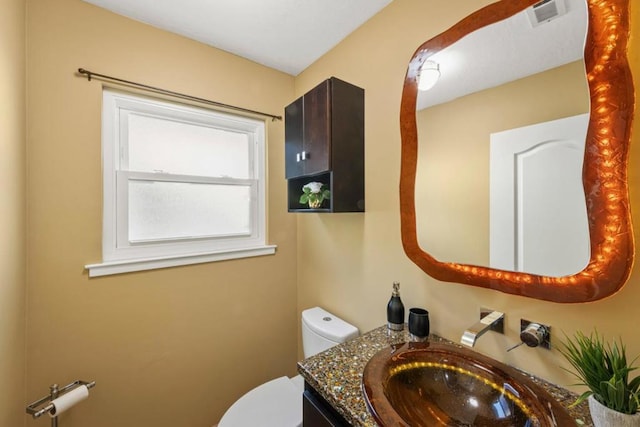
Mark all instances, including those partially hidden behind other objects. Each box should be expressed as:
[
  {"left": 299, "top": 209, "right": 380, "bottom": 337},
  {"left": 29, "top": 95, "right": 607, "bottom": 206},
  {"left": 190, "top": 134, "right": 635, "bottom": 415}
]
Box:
[{"left": 49, "top": 385, "right": 90, "bottom": 417}]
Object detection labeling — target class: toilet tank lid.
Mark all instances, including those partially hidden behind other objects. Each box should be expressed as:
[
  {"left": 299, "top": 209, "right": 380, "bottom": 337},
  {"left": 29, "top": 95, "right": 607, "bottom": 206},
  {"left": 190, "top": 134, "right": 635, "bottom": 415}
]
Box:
[{"left": 302, "top": 307, "right": 359, "bottom": 343}]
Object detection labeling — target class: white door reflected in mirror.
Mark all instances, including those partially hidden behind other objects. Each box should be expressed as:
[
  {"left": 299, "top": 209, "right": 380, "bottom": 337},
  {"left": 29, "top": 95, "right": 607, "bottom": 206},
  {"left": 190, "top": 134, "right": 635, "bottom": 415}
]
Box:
[{"left": 489, "top": 113, "right": 590, "bottom": 277}]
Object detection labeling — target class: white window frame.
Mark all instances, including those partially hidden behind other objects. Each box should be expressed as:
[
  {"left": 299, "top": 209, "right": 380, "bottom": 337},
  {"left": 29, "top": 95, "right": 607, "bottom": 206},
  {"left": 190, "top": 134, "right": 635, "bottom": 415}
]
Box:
[{"left": 85, "top": 89, "right": 275, "bottom": 277}]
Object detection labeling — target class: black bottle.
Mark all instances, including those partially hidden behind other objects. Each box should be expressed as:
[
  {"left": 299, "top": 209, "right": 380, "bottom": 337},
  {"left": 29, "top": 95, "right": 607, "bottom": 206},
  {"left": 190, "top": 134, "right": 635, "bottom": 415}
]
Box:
[{"left": 387, "top": 282, "right": 405, "bottom": 331}]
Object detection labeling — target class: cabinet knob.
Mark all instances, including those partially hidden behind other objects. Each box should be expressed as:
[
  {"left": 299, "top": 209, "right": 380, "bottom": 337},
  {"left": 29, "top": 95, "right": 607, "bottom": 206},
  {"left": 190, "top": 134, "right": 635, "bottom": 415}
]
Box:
[
  {"left": 296, "top": 153, "right": 301, "bottom": 162},
  {"left": 301, "top": 151, "right": 308, "bottom": 160}
]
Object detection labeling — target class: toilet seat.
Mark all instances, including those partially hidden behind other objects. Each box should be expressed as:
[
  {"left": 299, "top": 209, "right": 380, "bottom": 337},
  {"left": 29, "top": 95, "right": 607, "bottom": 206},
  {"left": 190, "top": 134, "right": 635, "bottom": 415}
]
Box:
[{"left": 218, "top": 375, "right": 305, "bottom": 427}]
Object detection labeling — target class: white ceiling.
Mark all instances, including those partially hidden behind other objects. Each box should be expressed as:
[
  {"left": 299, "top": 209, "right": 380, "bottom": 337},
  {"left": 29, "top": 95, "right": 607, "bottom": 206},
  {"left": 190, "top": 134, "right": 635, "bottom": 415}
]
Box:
[
  {"left": 81, "top": 0, "right": 586, "bottom": 102},
  {"left": 81, "top": 0, "right": 393, "bottom": 76},
  {"left": 419, "top": 0, "right": 587, "bottom": 109}
]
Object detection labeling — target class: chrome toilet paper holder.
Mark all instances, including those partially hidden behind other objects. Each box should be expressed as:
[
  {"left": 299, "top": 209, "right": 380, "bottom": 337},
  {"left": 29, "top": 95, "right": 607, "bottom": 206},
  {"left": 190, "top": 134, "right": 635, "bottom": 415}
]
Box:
[{"left": 26, "top": 380, "right": 96, "bottom": 426}]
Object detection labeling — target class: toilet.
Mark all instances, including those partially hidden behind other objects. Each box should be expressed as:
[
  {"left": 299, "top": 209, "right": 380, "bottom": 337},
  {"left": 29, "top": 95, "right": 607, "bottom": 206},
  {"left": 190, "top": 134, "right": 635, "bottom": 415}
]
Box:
[{"left": 218, "top": 307, "right": 359, "bottom": 427}]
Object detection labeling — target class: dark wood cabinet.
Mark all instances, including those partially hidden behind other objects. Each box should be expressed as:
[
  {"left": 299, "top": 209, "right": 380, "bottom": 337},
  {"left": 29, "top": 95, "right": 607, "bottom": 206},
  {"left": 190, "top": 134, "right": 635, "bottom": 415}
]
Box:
[
  {"left": 285, "top": 83, "right": 330, "bottom": 178},
  {"left": 303, "top": 382, "right": 350, "bottom": 426},
  {"left": 285, "top": 77, "right": 364, "bottom": 213}
]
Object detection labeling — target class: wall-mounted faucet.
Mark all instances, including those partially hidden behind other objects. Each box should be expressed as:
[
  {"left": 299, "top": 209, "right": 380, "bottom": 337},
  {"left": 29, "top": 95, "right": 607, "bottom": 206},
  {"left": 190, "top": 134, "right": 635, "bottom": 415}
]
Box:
[{"left": 461, "top": 309, "right": 504, "bottom": 348}]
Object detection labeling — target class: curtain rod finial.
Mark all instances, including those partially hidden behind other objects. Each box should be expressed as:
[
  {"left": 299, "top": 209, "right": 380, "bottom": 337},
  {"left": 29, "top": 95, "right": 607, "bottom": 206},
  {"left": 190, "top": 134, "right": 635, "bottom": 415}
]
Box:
[{"left": 78, "top": 68, "right": 91, "bottom": 81}]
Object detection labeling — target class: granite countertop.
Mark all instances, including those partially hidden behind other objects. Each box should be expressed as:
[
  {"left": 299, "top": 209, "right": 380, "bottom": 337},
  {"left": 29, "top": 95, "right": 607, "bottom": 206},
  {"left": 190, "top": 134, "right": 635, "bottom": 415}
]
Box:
[{"left": 297, "top": 325, "right": 592, "bottom": 426}]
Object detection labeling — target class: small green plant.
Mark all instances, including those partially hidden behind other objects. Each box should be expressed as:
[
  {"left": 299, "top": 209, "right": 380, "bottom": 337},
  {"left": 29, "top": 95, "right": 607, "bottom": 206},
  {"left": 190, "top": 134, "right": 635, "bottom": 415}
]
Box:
[
  {"left": 559, "top": 330, "right": 640, "bottom": 414},
  {"left": 299, "top": 182, "right": 330, "bottom": 208}
]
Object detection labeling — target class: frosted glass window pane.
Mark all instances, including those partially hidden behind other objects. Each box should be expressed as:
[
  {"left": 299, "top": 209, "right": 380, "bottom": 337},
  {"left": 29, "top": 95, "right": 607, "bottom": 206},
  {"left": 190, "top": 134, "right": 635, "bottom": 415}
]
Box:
[
  {"left": 128, "top": 180, "right": 251, "bottom": 242},
  {"left": 127, "top": 114, "right": 250, "bottom": 178}
]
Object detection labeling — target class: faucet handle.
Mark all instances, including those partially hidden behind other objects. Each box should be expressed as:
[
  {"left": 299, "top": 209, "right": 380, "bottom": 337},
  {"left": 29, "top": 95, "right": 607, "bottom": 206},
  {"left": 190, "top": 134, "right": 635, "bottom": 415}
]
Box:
[
  {"left": 520, "top": 321, "right": 550, "bottom": 348},
  {"left": 506, "top": 341, "right": 525, "bottom": 352},
  {"left": 507, "top": 320, "right": 551, "bottom": 351}
]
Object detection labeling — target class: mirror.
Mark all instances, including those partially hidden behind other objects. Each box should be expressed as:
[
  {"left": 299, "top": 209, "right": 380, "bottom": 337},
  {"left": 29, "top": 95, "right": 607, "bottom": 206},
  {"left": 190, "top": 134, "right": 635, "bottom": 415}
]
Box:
[
  {"left": 415, "top": 0, "right": 590, "bottom": 277},
  {"left": 399, "top": 0, "right": 635, "bottom": 303}
]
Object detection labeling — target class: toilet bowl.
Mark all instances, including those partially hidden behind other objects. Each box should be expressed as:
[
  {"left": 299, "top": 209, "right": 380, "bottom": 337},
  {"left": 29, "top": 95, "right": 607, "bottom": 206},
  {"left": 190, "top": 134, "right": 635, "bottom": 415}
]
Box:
[{"left": 218, "top": 307, "right": 359, "bottom": 427}]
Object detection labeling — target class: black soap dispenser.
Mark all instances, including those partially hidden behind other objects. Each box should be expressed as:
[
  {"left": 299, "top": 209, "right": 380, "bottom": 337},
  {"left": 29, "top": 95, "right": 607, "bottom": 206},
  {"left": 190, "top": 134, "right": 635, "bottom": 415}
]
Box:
[{"left": 387, "top": 282, "right": 405, "bottom": 331}]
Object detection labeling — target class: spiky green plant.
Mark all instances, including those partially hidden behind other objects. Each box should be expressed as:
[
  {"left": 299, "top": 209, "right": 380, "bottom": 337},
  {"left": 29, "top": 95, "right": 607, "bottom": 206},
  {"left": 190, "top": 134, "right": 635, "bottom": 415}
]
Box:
[{"left": 559, "top": 330, "right": 640, "bottom": 414}]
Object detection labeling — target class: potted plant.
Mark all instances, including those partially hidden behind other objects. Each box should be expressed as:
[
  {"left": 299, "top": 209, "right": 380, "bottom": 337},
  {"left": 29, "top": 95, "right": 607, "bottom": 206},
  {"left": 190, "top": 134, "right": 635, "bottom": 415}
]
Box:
[
  {"left": 299, "top": 182, "right": 330, "bottom": 209},
  {"left": 559, "top": 330, "right": 640, "bottom": 427}
]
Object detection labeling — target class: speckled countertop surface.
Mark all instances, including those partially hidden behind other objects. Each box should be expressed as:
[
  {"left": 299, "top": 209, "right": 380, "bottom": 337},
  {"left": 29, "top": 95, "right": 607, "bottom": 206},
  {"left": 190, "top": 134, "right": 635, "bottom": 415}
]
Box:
[{"left": 297, "top": 325, "right": 592, "bottom": 426}]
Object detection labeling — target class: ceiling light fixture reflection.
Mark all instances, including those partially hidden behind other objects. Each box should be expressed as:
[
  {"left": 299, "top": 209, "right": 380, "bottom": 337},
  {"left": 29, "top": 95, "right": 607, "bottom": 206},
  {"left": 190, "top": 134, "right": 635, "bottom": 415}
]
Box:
[{"left": 419, "top": 60, "right": 440, "bottom": 91}]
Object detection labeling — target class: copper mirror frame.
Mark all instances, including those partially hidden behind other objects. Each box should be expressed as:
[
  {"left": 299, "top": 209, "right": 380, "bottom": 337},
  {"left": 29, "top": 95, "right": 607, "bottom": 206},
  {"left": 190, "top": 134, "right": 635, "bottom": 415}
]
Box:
[{"left": 399, "top": 0, "right": 635, "bottom": 303}]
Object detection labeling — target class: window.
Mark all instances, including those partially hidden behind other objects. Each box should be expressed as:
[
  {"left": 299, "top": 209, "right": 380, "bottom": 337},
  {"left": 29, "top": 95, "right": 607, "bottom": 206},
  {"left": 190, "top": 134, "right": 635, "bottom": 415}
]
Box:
[{"left": 85, "top": 89, "right": 275, "bottom": 277}]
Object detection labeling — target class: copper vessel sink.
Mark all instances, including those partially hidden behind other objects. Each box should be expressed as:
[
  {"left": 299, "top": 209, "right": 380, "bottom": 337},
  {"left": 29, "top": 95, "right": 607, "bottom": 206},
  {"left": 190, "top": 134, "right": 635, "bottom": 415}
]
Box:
[{"left": 362, "top": 342, "right": 576, "bottom": 426}]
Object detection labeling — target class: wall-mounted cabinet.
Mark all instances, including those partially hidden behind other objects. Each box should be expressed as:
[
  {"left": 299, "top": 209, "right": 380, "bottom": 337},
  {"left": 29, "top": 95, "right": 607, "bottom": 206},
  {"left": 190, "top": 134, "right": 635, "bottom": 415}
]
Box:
[{"left": 285, "top": 77, "right": 364, "bottom": 213}]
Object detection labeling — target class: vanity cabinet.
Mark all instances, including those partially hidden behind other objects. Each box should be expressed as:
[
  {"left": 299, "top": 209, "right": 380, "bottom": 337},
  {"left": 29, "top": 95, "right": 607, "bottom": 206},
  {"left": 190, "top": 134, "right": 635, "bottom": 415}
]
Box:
[
  {"left": 285, "top": 77, "right": 364, "bottom": 212},
  {"left": 303, "top": 382, "right": 349, "bottom": 426}
]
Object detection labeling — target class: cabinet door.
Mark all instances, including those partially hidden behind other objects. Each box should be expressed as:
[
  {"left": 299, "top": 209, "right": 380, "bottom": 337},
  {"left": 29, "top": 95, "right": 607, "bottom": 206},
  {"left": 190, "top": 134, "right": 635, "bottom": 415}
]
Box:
[
  {"left": 302, "top": 80, "right": 331, "bottom": 176},
  {"left": 285, "top": 97, "right": 304, "bottom": 179},
  {"left": 303, "top": 389, "right": 349, "bottom": 426}
]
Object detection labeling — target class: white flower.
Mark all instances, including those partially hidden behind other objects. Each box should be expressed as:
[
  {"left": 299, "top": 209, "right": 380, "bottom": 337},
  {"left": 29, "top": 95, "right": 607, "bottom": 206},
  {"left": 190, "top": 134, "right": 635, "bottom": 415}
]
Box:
[{"left": 303, "top": 182, "right": 323, "bottom": 194}]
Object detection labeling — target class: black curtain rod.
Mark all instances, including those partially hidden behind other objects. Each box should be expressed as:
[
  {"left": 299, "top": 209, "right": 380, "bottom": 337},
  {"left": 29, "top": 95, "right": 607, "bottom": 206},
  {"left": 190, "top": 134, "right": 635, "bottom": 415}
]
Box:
[{"left": 77, "top": 68, "right": 282, "bottom": 121}]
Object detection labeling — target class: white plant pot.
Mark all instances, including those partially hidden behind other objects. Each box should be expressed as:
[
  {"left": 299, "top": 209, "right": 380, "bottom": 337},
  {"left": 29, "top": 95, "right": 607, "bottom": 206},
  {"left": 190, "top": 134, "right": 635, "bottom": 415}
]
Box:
[{"left": 588, "top": 395, "right": 640, "bottom": 427}]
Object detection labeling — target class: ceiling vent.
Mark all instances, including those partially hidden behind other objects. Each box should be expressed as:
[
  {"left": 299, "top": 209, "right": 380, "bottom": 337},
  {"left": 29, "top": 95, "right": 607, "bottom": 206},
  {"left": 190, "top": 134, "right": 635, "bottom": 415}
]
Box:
[{"left": 526, "top": 0, "right": 567, "bottom": 27}]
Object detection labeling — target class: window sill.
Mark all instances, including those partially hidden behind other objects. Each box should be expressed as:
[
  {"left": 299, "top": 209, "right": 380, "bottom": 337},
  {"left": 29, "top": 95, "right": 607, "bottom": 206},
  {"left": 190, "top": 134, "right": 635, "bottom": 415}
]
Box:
[{"left": 85, "top": 245, "right": 277, "bottom": 277}]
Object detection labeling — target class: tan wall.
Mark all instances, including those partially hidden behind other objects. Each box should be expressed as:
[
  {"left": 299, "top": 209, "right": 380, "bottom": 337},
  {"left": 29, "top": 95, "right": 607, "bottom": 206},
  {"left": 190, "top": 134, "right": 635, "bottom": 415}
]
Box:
[
  {"left": 297, "top": 0, "right": 640, "bottom": 390},
  {"left": 416, "top": 60, "right": 589, "bottom": 266},
  {"left": 0, "top": 0, "right": 26, "bottom": 425},
  {"left": 17, "top": 0, "right": 640, "bottom": 425},
  {"left": 25, "top": 0, "right": 296, "bottom": 426}
]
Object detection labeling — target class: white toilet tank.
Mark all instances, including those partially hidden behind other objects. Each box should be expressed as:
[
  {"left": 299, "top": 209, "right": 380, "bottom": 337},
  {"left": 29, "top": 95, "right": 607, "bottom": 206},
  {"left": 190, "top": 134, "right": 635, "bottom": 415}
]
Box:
[{"left": 301, "top": 307, "right": 359, "bottom": 358}]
